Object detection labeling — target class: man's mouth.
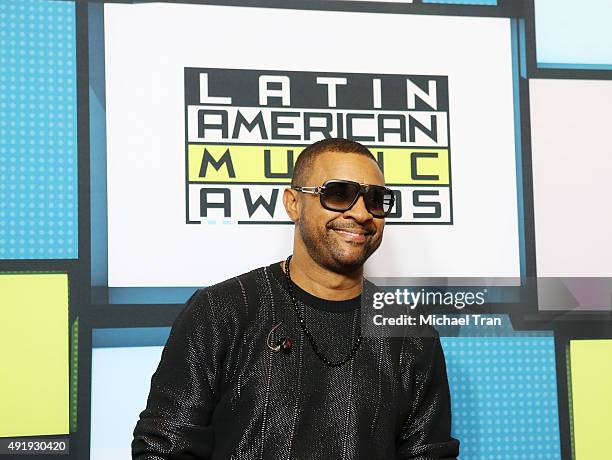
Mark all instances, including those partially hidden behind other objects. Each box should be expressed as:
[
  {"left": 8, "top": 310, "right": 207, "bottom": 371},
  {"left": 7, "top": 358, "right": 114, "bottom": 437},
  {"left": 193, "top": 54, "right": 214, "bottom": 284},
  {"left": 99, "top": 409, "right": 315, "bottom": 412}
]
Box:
[{"left": 330, "top": 227, "right": 371, "bottom": 243}]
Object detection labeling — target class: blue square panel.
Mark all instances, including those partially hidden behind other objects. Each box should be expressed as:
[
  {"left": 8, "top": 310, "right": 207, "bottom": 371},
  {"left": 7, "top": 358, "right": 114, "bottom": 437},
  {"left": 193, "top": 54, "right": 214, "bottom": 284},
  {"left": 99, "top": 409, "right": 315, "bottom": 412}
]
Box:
[
  {"left": 441, "top": 336, "right": 561, "bottom": 459},
  {"left": 535, "top": 0, "right": 612, "bottom": 68},
  {"left": 0, "top": 0, "right": 78, "bottom": 259}
]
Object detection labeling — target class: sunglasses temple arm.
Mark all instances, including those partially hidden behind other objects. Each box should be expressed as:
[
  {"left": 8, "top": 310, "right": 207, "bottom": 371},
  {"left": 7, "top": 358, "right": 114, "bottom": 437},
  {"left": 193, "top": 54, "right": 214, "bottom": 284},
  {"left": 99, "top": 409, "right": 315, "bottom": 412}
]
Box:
[{"left": 292, "top": 186, "right": 321, "bottom": 194}]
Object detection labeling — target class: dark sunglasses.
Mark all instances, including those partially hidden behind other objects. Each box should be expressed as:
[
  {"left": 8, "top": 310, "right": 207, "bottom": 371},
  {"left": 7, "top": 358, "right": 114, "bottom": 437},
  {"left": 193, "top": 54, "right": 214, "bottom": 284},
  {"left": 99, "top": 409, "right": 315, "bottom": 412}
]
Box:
[{"left": 291, "top": 179, "right": 395, "bottom": 218}]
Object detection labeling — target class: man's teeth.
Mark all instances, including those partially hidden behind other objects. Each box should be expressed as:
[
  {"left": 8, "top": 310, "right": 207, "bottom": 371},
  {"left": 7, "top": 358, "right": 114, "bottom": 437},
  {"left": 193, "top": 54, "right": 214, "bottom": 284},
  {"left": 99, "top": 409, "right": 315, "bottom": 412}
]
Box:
[{"left": 335, "top": 229, "right": 365, "bottom": 235}]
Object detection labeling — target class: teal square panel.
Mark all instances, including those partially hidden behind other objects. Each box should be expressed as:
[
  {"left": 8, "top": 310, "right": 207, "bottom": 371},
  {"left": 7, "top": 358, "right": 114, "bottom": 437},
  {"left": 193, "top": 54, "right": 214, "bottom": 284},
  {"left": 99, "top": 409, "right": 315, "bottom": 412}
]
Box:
[
  {"left": 0, "top": 0, "right": 77, "bottom": 259},
  {"left": 535, "top": 0, "right": 612, "bottom": 68},
  {"left": 441, "top": 336, "right": 561, "bottom": 459}
]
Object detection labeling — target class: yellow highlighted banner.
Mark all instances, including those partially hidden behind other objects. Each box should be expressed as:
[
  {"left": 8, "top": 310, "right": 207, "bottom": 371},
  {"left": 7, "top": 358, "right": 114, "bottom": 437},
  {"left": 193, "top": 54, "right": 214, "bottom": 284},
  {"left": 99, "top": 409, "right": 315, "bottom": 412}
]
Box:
[
  {"left": 187, "top": 144, "right": 449, "bottom": 185},
  {"left": 0, "top": 273, "right": 69, "bottom": 437},
  {"left": 569, "top": 339, "right": 612, "bottom": 459},
  {"left": 376, "top": 147, "right": 449, "bottom": 185}
]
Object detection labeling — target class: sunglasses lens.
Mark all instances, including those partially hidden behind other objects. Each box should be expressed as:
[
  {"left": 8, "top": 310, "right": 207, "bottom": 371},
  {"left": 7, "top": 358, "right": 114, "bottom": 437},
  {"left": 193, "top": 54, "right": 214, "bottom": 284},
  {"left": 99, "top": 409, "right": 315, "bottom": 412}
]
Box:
[
  {"left": 322, "top": 181, "right": 360, "bottom": 210},
  {"left": 365, "top": 187, "right": 394, "bottom": 217}
]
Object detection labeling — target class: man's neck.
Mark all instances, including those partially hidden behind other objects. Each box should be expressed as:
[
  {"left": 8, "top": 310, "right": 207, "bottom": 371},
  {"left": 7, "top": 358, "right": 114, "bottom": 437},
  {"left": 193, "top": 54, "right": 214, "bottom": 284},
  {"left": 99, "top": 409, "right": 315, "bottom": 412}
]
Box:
[{"left": 283, "top": 250, "right": 363, "bottom": 301}]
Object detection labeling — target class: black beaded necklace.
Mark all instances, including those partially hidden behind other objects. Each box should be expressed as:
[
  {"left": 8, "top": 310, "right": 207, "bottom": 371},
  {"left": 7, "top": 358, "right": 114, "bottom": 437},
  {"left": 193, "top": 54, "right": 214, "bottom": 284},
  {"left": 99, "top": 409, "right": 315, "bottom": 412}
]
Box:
[{"left": 282, "top": 254, "right": 363, "bottom": 368}]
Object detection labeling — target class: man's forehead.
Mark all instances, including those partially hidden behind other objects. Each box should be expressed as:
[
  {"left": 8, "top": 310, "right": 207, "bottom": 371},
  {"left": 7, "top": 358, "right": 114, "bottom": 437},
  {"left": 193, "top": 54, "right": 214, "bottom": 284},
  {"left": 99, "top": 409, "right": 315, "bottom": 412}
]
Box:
[{"left": 307, "top": 150, "right": 386, "bottom": 184}]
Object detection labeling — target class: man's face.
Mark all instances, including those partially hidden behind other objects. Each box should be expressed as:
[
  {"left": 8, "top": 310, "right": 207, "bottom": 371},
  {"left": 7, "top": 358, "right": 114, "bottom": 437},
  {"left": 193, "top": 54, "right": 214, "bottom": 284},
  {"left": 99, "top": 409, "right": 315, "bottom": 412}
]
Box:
[{"left": 294, "top": 151, "right": 387, "bottom": 274}]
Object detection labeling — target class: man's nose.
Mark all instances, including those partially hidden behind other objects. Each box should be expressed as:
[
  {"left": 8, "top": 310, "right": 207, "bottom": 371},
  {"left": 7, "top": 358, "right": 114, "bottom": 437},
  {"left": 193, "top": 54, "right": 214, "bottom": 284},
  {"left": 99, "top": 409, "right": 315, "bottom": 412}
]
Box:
[{"left": 343, "top": 195, "right": 373, "bottom": 223}]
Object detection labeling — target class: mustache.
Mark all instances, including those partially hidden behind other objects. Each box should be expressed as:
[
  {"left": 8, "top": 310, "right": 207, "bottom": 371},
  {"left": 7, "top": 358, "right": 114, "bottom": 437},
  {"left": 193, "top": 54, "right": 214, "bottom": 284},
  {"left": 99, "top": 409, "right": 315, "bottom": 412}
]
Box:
[{"left": 327, "top": 222, "right": 376, "bottom": 235}]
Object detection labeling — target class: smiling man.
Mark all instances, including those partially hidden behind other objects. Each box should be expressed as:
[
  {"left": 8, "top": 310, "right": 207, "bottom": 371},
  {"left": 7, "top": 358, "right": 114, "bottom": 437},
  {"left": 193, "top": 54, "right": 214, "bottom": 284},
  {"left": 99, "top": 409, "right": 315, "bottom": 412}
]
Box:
[{"left": 132, "top": 138, "right": 460, "bottom": 459}]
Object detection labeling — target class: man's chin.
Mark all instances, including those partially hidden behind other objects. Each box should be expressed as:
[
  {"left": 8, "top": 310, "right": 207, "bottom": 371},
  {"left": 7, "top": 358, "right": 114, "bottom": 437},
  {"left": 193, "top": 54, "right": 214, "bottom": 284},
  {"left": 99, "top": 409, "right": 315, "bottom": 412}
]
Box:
[{"left": 329, "top": 250, "right": 370, "bottom": 273}]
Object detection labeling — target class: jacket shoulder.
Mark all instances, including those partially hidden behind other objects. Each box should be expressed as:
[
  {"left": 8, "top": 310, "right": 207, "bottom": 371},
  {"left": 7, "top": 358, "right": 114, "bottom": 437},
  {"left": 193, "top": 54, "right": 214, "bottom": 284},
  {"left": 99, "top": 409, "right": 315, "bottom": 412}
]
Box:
[
  {"left": 196, "top": 265, "right": 266, "bottom": 297},
  {"left": 186, "top": 265, "right": 269, "bottom": 322}
]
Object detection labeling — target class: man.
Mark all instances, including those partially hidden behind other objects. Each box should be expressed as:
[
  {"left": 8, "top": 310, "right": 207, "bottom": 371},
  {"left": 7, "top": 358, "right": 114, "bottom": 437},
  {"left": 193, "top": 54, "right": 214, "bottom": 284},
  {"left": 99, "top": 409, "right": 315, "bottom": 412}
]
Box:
[{"left": 132, "top": 138, "right": 460, "bottom": 459}]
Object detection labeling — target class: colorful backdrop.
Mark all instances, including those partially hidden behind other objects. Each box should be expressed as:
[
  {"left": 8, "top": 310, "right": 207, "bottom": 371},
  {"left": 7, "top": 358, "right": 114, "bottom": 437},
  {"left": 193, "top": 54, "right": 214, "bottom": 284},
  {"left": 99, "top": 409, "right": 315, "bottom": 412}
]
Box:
[{"left": 1, "top": 1, "right": 611, "bottom": 459}]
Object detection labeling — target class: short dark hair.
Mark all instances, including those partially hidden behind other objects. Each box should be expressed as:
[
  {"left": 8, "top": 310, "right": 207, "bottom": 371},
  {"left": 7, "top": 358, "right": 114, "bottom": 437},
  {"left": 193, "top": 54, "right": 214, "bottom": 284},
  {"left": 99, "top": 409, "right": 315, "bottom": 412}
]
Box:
[{"left": 291, "top": 138, "right": 380, "bottom": 187}]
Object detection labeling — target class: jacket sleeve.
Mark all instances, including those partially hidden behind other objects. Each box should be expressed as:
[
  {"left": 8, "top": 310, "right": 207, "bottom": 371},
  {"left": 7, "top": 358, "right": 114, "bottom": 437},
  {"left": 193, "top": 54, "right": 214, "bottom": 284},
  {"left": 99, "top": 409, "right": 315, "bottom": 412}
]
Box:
[
  {"left": 396, "top": 331, "right": 460, "bottom": 459},
  {"left": 132, "top": 289, "right": 225, "bottom": 460}
]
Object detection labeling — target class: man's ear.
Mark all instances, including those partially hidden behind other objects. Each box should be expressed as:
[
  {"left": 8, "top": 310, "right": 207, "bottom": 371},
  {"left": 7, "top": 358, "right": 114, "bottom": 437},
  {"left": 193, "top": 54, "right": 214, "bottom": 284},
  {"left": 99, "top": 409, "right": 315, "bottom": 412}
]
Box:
[{"left": 283, "top": 188, "right": 300, "bottom": 223}]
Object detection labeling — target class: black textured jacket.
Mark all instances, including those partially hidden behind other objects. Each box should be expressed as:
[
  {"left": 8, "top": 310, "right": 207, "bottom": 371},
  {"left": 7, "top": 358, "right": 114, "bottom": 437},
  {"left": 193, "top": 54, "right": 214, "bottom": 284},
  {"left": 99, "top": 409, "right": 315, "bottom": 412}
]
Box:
[{"left": 132, "top": 261, "right": 460, "bottom": 459}]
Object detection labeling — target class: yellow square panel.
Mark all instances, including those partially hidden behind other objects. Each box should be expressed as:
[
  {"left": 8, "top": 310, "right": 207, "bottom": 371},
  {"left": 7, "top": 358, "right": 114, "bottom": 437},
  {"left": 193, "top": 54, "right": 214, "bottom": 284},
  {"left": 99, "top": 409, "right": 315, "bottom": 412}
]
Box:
[
  {"left": 0, "top": 273, "right": 69, "bottom": 437},
  {"left": 570, "top": 339, "right": 612, "bottom": 460}
]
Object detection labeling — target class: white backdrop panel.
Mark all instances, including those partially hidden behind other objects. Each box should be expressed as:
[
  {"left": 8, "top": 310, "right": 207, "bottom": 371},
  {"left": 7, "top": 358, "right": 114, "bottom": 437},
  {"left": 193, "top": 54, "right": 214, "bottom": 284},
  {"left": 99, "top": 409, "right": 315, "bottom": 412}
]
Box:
[
  {"left": 530, "top": 78, "right": 612, "bottom": 277},
  {"left": 104, "top": 3, "right": 519, "bottom": 286}
]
